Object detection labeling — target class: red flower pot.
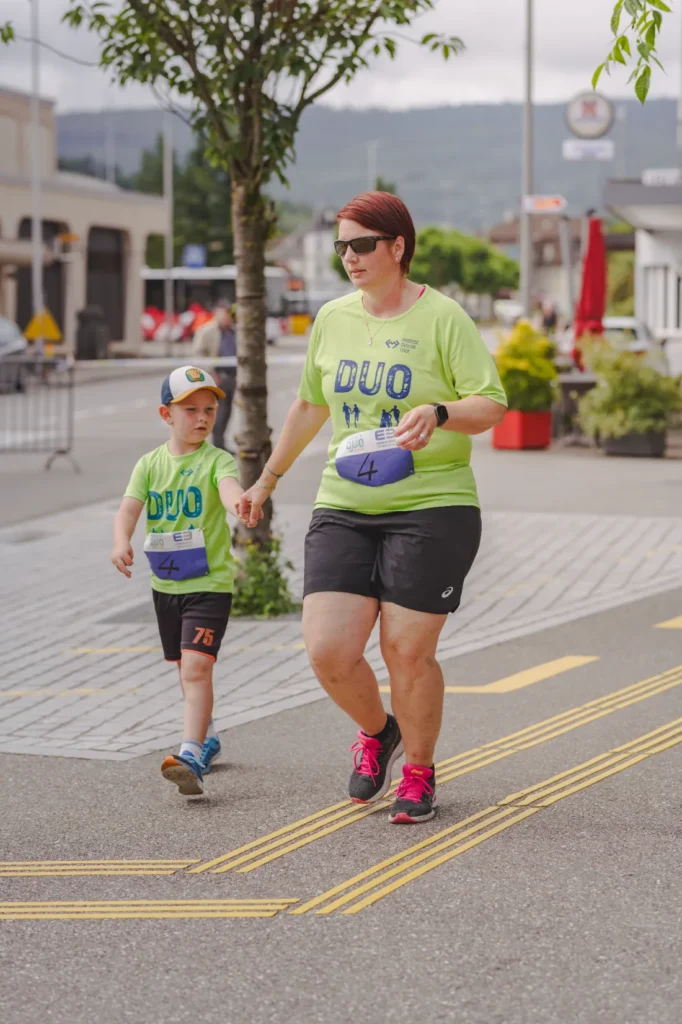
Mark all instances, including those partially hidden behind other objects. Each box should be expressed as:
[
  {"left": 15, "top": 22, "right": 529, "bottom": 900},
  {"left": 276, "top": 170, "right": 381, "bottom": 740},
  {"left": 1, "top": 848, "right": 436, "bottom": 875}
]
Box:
[{"left": 492, "top": 410, "right": 552, "bottom": 450}]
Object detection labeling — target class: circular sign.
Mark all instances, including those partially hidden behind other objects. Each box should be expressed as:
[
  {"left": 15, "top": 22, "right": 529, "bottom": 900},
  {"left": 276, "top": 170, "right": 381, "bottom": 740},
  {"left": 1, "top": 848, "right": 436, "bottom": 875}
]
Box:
[{"left": 566, "top": 92, "right": 615, "bottom": 140}]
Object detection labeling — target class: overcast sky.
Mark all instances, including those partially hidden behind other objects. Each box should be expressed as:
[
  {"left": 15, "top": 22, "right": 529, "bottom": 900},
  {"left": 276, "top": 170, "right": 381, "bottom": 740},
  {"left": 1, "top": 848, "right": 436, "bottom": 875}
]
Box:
[{"left": 1, "top": 0, "right": 681, "bottom": 112}]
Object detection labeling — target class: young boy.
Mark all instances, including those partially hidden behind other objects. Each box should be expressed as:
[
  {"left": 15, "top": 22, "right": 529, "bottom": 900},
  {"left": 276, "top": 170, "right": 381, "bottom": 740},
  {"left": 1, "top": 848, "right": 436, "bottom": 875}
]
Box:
[{"left": 111, "top": 365, "right": 259, "bottom": 796}]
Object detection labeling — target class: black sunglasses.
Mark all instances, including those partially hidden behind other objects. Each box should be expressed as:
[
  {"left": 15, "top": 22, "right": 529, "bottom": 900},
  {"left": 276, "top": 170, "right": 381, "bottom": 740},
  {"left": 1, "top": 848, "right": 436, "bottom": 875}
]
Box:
[{"left": 334, "top": 235, "right": 396, "bottom": 257}]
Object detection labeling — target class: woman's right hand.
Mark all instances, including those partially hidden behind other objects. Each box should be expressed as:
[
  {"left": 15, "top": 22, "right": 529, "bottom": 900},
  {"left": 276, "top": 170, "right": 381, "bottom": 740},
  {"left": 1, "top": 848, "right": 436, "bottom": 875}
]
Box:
[{"left": 237, "top": 481, "right": 275, "bottom": 528}]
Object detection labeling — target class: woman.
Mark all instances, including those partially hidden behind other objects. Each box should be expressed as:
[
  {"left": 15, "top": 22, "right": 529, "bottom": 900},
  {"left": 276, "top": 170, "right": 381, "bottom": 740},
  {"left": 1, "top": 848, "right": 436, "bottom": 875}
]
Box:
[{"left": 238, "top": 192, "right": 507, "bottom": 824}]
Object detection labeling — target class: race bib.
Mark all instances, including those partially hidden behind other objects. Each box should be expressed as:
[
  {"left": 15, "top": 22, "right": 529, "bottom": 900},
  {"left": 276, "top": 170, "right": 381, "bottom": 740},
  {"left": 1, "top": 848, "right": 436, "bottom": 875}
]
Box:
[
  {"left": 335, "top": 427, "right": 414, "bottom": 488},
  {"left": 144, "top": 529, "right": 209, "bottom": 582}
]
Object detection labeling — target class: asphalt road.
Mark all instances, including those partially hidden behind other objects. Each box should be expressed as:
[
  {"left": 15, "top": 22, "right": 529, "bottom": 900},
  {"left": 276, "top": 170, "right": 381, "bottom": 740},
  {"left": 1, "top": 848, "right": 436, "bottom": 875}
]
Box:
[{"left": 2, "top": 349, "right": 682, "bottom": 1023}]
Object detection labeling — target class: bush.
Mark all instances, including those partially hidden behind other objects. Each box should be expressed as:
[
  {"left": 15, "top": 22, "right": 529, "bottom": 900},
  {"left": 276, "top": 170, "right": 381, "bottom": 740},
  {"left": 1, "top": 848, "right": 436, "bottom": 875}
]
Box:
[
  {"left": 231, "top": 536, "right": 301, "bottom": 618},
  {"left": 495, "top": 321, "right": 558, "bottom": 412},
  {"left": 578, "top": 348, "right": 682, "bottom": 440}
]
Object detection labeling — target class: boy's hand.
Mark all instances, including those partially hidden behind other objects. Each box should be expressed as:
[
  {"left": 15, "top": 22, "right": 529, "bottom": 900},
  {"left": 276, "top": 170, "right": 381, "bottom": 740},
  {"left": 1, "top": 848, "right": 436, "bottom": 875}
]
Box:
[
  {"left": 234, "top": 501, "right": 264, "bottom": 528},
  {"left": 112, "top": 543, "right": 134, "bottom": 578}
]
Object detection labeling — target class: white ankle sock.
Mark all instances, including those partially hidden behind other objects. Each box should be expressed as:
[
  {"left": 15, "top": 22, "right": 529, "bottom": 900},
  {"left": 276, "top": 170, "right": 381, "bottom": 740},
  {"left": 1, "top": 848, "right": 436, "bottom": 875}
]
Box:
[
  {"left": 205, "top": 718, "right": 218, "bottom": 740},
  {"left": 180, "top": 740, "right": 203, "bottom": 762}
]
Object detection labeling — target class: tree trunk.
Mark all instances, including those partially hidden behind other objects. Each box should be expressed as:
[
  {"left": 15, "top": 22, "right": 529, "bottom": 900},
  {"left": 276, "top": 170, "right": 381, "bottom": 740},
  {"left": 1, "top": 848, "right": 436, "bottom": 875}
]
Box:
[{"left": 231, "top": 177, "right": 272, "bottom": 545}]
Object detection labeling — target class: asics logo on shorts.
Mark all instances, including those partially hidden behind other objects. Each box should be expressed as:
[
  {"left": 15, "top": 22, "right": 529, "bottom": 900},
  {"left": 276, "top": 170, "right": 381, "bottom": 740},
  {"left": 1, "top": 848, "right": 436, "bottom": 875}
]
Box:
[{"left": 441, "top": 586, "right": 454, "bottom": 598}]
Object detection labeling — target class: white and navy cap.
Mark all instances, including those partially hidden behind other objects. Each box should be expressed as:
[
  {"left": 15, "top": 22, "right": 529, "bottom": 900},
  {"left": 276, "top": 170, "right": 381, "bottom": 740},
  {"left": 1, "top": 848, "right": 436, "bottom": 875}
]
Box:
[{"left": 161, "top": 365, "right": 226, "bottom": 405}]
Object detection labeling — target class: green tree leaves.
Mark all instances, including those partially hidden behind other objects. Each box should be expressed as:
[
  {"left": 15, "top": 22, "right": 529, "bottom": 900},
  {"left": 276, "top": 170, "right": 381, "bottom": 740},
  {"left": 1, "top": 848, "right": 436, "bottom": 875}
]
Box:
[{"left": 598, "top": 0, "right": 671, "bottom": 102}]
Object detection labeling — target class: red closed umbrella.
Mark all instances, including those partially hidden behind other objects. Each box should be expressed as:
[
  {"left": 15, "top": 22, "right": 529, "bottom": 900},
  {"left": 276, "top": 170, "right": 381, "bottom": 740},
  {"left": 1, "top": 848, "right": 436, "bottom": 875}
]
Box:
[{"left": 572, "top": 217, "right": 607, "bottom": 370}]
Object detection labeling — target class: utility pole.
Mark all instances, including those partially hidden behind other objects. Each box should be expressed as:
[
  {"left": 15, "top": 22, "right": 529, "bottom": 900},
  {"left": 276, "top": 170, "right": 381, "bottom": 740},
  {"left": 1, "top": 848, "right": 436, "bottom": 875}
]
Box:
[
  {"left": 163, "top": 110, "right": 174, "bottom": 357},
  {"left": 29, "top": 0, "right": 44, "bottom": 339},
  {"left": 519, "top": 0, "right": 534, "bottom": 318},
  {"left": 367, "top": 139, "right": 380, "bottom": 191}
]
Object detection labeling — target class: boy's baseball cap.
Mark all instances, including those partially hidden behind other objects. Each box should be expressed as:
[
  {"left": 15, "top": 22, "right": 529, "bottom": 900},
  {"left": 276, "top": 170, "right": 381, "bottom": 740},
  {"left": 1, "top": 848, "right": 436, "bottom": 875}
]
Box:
[{"left": 161, "top": 365, "right": 226, "bottom": 405}]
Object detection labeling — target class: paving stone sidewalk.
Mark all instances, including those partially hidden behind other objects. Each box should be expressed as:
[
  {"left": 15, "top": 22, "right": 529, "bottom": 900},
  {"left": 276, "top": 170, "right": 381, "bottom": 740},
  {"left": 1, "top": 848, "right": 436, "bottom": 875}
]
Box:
[{"left": 2, "top": 500, "right": 682, "bottom": 759}]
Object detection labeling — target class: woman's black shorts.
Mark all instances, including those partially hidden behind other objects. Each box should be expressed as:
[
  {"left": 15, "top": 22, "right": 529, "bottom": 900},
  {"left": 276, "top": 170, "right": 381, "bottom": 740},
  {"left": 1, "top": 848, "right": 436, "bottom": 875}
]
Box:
[{"left": 303, "top": 506, "right": 481, "bottom": 615}]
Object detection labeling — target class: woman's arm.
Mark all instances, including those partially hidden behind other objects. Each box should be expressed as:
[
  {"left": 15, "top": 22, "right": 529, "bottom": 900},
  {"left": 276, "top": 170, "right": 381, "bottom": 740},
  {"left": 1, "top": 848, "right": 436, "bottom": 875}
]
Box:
[
  {"left": 394, "top": 397, "right": 506, "bottom": 450},
  {"left": 237, "top": 398, "right": 329, "bottom": 527}
]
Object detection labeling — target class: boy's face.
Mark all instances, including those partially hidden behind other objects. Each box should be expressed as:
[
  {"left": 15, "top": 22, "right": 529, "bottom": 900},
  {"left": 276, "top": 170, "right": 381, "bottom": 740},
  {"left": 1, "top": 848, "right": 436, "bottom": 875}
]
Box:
[{"left": 160, "top": 388, "right": 219, "bottom": 443}]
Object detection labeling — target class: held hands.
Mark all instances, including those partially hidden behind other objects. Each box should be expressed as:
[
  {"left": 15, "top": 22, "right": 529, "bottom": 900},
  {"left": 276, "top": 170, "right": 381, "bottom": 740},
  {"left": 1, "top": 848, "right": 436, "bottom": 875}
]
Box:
[
  {"left": 111, "top": 543, "right": 134, "bottom": 579},
  {"left": 394, "top": 405, "right": 438, "bottom": 451},
  {"left": 236, "top": 480, "right": 274, "bottom": 529}
]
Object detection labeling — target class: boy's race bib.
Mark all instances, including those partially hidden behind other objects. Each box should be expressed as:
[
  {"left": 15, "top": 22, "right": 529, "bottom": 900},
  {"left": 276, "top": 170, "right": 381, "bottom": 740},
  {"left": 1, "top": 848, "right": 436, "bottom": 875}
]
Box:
[
  {"left": 144, "top": 529, "right": 209, "bottom": 582},
  {"left": 335, "top": 427, "right": 414, "bottom": 488}
]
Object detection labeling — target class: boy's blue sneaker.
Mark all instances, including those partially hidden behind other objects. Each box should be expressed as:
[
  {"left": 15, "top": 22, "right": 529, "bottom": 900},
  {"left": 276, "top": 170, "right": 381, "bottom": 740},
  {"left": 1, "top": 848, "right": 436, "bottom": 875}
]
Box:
[
  {"left": 161, "top": 753, "right": 204, "bottom": 796},
  {"left": 200, "top": 736, "right": 222, "bottom": 774}
]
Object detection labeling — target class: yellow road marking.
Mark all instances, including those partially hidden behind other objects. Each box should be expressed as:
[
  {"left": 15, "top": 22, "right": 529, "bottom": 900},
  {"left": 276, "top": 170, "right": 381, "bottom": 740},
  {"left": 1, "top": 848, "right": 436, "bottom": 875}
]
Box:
[
  {"left": 0, "top": 899, "right": 299, "bottom": 922},
  {"left": 379, "top": 655, "right": 598, "bottom": 695},
  {"left": 0, "top": 859, "right": 199, "bottom": 878},
  {"left": 189, "top": 663, "right": 682, "bottom": 876},
  {"left": 655, "top": 616, "right": 682, "bottom": 630},
  {"left": 293, "top": 718, "right": 682, "bottom": 915}
]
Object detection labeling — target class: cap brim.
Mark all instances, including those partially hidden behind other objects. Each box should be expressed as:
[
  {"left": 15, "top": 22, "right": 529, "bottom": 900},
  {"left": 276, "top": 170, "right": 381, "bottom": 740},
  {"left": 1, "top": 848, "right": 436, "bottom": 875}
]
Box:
[{"left": 170, "top": 385, "right": 226, "bottom": 403}]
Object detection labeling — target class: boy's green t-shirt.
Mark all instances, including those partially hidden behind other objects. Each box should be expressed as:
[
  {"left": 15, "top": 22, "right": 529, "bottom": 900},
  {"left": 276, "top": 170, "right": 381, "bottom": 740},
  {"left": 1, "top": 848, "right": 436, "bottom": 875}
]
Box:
[
  {"left": 298, "top": 287, "right": 507, "bottom": 514},
  {"left": 124, "top": 441, "right": 239, "bottom": 594}
]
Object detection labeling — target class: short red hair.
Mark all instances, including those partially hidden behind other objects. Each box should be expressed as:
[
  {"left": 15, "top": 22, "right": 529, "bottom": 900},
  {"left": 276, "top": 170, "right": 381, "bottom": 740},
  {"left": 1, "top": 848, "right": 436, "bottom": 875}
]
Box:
[{"left": 336, "top": 191, "right": 416, "bottom": 275}]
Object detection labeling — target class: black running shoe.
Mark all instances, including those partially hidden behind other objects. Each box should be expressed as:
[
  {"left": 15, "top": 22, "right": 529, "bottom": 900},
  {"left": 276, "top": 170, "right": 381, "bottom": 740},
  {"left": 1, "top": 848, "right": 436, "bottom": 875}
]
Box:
[
  {"left": 388, "top": 763, "right": 437, "bottom": 823},
  {"left": 348, "top": 714, "right": 404, "bottom": 804}
]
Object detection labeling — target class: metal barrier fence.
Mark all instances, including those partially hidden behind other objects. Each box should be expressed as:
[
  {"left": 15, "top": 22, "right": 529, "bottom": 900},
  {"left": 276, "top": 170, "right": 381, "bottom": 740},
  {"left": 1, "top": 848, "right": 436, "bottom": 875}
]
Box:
[{"left": 0, "top": 358, "right": 79, "bottom": 471}]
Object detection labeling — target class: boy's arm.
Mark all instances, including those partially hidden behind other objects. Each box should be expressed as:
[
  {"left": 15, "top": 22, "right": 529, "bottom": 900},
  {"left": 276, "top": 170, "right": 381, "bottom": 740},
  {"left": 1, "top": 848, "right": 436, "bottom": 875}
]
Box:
[
  {"left": 218, "top": 476, "right": 252, "bottom": 522},
  {"left": 112, "top": 497, "right": 145, "bottom": 578}
]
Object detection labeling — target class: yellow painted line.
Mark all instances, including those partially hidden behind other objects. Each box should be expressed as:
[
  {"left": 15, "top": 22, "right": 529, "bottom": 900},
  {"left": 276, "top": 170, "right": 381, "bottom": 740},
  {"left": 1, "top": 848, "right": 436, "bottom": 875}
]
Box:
[
  {"left": 0, "top": 898, "right": 299, "bottom": 921},
  {"left": 295, "top": 718, "right": 682, "bottom": 916},
  {"left": 655, "top": 616, "right": 682, "bottom": 630},
  {"left": 0, "top": 901, "right": 296, "bottom": 909},
  {"left": 0, "top": 870, "right": 181, "bottom": 878},
  {"left": 190, "top": 663, "right": 682, "bottom": 876},
  {"left": 379, "top": 656, "right": 598, "bottom": 695},
  {"left": 0, "top": 860, "right": 199, "bottom": 867}
]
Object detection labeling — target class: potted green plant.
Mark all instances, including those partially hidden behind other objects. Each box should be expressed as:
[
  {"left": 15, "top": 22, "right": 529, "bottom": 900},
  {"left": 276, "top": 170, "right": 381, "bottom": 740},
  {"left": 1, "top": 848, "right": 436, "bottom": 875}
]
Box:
[
  {"left": 493, "top": 321, "right": 558, "bottom": 450},
  {"left": 578, "top": 348, "right": 682, "bottom": 457}
]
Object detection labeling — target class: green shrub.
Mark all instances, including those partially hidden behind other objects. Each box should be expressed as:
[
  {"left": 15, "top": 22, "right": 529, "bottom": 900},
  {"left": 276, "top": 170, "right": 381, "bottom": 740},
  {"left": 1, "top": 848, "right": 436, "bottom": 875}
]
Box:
[
  {"left": 231, "top": 536, "right": 301, "bottom": 618},
  {"left": 495, "top": 320, "right": 558, "bottom": 412},
  {"left": 578, "top": 348, "right": 682, "bottom": 440}
]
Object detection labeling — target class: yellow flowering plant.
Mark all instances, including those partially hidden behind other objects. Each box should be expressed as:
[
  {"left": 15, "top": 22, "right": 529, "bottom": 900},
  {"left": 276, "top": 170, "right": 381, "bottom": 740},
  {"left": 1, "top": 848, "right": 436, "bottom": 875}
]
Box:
[{"left": 495, "top": 321, "right": 558, "bottom": 412}]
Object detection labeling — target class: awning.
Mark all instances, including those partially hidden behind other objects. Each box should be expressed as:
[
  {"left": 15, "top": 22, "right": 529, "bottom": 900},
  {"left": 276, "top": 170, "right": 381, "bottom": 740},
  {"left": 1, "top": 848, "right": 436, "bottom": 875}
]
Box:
[{"left": 603, "top": 180, "right": 682, "bottom": 231}]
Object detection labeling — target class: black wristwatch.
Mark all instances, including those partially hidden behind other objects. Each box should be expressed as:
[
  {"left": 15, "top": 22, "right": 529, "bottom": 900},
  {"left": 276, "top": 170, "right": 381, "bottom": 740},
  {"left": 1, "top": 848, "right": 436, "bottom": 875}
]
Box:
[{"left": 432, "top": 403, "right": 449, "bottom": 427}]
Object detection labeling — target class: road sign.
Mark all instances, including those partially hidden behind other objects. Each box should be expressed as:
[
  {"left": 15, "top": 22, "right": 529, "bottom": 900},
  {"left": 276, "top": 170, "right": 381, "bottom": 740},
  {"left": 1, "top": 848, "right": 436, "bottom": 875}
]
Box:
[
  {"left": 563, "top": 138, "right": 614, "bottom": 162},
  {"left": 182, "top": 244, "right": 207, "bottom": 269},
  {"left": 566, "top": 91, "right": 614, "bottom": 140},
  {"left": 24, "top": 308, "right": 62, "bottom": 342},
  {"left": 642, "top": 168, "right": 682, "bottom": 187},
  {"left": 522, "top": 195, "right": 568, "bottom": 214}
]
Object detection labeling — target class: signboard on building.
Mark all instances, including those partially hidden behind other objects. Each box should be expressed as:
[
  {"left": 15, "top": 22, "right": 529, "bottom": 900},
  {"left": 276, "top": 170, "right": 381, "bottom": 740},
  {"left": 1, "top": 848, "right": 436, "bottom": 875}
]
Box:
[
  {"left": 566, "top": 92, "right": 614, "bottom": 140},
  {"left": 563, "top": 138, "right": 615, "bottom": 162},
  {"left": 522, "top": 195, "right": 568, "bottom": 214},
  {"left": 182, "top": 244, "right": 207, "bottom": 269},
  {"left": 642, "top": 168, "right": 682, "bottom": 187}
]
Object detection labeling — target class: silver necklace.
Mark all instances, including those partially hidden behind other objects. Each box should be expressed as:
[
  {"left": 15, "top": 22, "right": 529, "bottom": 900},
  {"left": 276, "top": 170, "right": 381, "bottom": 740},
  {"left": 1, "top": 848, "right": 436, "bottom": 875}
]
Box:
[{"left": 361, "top": 300, "right": 388, "bottom": 346}]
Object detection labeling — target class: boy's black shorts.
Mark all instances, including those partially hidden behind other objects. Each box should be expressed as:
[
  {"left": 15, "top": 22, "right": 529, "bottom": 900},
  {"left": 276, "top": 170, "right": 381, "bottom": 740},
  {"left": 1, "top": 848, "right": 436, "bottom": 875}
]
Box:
[{"left": 152, "top": 591, "right": 233, "bottom": 663}]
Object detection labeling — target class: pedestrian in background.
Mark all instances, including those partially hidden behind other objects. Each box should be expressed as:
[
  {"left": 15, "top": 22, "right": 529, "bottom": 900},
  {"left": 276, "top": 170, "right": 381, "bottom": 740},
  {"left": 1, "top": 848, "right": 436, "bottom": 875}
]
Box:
[{"left": 192, "top": 302, "right": 237, "bottom": 451}]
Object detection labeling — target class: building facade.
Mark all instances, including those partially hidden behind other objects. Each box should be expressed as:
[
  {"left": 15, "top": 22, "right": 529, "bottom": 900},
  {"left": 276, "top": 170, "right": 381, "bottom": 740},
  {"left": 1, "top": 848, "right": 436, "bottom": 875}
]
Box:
[{"left": 0, "top": 87, "right": 167, "bottom": 352}]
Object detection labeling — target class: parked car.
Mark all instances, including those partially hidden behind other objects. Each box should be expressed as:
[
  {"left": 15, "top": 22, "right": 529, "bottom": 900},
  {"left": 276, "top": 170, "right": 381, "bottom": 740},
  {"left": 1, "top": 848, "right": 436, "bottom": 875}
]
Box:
[
  {"left": 557, "top": 316, "right": 670, "bottom": 375},
  {"left": 0, "top": 316, "right": 28, "bottom": 392}
]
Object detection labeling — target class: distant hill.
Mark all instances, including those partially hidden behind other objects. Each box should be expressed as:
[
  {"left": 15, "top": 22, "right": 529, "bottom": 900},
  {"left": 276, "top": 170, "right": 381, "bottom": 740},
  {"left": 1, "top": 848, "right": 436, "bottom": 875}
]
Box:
[{"left": 56, "top": 99, "right": 679, "bottom": 232}]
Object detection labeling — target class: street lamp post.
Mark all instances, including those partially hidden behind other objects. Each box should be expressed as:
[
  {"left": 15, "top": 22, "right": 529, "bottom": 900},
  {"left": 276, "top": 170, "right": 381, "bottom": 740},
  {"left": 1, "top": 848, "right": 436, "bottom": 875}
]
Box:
[
  {"left": 519, "top": 0, "right": 534, "bottom": 318},
  {"left": 29, "top": 0, "right": 44, "bottom": 336}
]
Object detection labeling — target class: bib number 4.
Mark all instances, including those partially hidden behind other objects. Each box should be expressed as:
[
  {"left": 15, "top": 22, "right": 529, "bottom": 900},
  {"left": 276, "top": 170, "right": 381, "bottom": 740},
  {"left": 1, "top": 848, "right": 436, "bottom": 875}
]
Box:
[{"left": 335, "top": 428, "right": 414, "bottom": 488}]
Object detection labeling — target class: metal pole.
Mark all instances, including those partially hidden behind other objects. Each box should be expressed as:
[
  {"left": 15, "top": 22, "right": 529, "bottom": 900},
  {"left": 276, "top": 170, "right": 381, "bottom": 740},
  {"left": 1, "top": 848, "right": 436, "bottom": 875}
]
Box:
[
  {"left": 105, "top": 108, "right": 116, "bottom": 184},
  {"left": 558, "top": 215, "right": 574, "bottom": 324},
  {"left": 30, "top": 0, "right": 44, "bottom": 338},
  {"left": 678, "top": 5, "right": 682, "bottom": 164},
  {"left": 367, "top": 140, "right": 379, "bottom": 191},
  {"left": 519, "top": 0, "right": 534, "bottom": 318},
  {"left": 617, "top": 104, "right": 627, "bottom": 179},
  {"left": 163, "top": 110, "right": 174, "bottom": 357}
]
